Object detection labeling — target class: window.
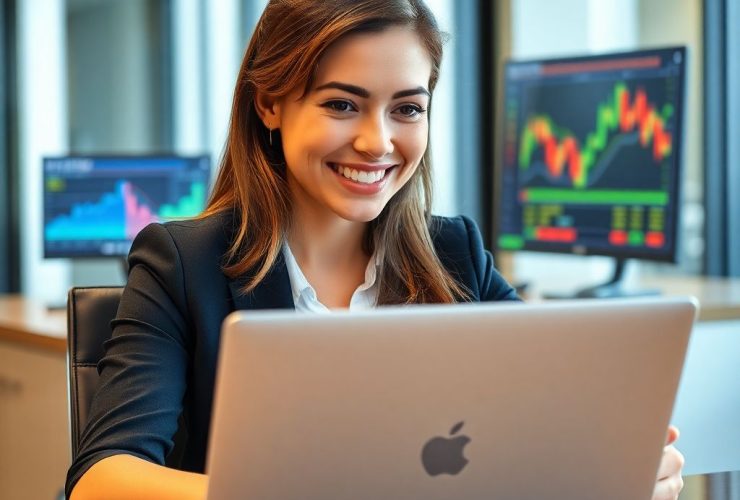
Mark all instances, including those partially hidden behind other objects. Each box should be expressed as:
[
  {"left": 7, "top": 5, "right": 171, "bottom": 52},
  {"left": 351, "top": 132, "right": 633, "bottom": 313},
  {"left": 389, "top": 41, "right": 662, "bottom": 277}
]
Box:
[
  {"left": 0, "top": 0, "right": 15, "bottom": 293},
  {"left": 704, "top": 0, "right": 740, "bottom": 277},
  {"left": 0, "top": 2, "right": 8, "bottom": 292}
]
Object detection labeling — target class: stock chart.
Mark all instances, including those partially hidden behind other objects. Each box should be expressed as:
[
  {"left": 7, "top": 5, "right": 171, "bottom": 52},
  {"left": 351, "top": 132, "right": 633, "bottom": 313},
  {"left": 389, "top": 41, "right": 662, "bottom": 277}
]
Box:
[
  {"left": 497, "top": 48, "right": 685, "bottom": 260},
  {"left": 43, "top": 156, "right": 210, "bottom": 257}
]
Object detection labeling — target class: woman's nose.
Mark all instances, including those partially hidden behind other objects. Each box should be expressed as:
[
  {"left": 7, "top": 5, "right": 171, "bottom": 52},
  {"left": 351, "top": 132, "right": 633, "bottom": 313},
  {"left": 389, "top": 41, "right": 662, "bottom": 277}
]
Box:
[{"left": 353, "top": 115, "right": 394, "bottom": 159}]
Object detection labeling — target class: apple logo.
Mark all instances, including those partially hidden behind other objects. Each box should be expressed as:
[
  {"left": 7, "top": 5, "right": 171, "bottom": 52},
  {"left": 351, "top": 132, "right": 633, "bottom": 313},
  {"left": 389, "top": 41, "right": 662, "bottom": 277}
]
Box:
[{"left": 421, "top": 421, "right": 471, "bottom": 476}]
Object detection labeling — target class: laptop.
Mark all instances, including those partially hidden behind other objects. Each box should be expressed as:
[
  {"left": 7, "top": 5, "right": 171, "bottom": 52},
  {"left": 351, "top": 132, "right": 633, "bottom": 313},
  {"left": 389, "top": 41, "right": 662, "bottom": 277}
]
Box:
[{"left": 206, "top": 297, "right": 697, "bottom": 500}]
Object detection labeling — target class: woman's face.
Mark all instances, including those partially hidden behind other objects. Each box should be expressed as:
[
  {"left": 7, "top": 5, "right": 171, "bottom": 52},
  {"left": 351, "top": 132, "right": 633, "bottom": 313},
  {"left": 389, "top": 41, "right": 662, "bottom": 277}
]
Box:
[{"left": 272, "top": 26, "right": 433, "bottom": 223}]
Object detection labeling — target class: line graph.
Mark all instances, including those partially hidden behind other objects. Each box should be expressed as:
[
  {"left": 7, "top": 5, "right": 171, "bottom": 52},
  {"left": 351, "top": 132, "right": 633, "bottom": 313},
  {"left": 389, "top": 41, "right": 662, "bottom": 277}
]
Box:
[
  {"left": 517, "top": 82, "right": 674, "bottom": 189},
  {"left": 43, "top": 155, "right": 211, "bottom": 258},
  {"left": 45, "top": 180, "right": 206, "bottom": 242}
]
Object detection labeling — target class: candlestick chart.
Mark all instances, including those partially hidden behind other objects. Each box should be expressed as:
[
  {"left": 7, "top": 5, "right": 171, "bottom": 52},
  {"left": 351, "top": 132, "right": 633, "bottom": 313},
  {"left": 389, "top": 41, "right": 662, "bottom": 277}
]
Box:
[
  {"left": 518, "top": 83, "right": 673, "bottom": 189},
  {"left": 497, "top": 47, "right": 685, "bottom": 260}
]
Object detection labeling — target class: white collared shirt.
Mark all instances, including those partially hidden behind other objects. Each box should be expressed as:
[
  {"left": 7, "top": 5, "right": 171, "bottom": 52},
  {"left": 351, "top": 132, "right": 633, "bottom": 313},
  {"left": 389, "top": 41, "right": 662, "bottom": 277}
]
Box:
[{"left": 282, "top": 243, "right": 379, "bottom": 312}]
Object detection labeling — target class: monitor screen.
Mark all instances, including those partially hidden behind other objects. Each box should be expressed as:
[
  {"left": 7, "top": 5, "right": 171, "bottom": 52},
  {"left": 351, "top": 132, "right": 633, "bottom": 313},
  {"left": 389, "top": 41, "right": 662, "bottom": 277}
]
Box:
[
  {"left": 43, "top": 155, "right": 211, "bottom": 258},
  {"left": 496, "top": 47, "right": 686, "bottom": 262}
]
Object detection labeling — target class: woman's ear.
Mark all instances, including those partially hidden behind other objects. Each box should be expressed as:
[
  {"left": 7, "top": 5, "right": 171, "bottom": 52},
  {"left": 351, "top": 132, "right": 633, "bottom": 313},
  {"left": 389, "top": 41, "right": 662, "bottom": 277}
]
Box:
[{"left": 254, "top": 90, "right": 281, "bottom": 130}]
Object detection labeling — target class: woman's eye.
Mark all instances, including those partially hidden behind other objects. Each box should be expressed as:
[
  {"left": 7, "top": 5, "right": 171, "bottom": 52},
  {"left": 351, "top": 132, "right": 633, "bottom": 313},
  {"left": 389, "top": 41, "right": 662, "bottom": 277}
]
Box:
[
  {"left": 322, "top": 100, "right": 356, "bottom": 113},
  {"left": 395, "top": 104, "right": 426, "bottom": 118}
]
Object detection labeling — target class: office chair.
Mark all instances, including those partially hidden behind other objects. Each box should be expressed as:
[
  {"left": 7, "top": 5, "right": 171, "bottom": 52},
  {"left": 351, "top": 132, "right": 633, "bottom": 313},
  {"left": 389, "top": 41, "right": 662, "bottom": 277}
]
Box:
[
  {"left": 66, "top": 286, "right": 125, "bottom": 461},
  {"left": 66, "top": 286, "right": 188, "bottom": 465}
]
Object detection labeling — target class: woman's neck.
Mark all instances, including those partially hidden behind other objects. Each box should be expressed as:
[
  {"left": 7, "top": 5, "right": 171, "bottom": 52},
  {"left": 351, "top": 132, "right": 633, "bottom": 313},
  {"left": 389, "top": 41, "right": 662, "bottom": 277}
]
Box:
[
  {"left": 286, "top": 209, "right": 371, "bottom": 309},
  {"left": 287, "top": 209, "right": 368, "bottom": 273}
]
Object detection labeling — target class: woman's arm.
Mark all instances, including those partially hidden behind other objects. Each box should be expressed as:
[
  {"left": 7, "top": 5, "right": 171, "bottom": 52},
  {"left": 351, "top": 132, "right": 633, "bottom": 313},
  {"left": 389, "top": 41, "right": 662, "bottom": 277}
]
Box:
[
  {"left": 70, "top": 454, "right": 208, "bottom": 500},
  {"left": 66, "top": 223, "right": 195, "bottom": 496}
]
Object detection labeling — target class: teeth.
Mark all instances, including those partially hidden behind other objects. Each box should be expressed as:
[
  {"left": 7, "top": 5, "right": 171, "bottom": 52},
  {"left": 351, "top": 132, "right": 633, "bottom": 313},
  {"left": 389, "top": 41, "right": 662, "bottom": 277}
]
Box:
[{"left": 335, "top": 164, "right": 387, "bottom": 184}]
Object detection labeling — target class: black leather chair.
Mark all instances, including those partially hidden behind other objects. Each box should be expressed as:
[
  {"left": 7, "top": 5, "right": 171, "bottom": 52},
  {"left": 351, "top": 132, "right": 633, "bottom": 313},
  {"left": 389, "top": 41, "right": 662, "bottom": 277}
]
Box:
[
  {"left": 66, "top": 286, "right": 187, "bottom": 466},
  {"left": 66, "top": 286, "right": 124, "bottom": 461}
]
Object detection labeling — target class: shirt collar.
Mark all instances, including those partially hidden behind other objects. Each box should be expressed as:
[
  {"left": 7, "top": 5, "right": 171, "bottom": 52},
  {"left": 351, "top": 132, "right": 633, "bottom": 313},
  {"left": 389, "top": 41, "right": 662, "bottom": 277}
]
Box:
[{"left": 281, "top": 242, "right": 381, "bottom": 308}]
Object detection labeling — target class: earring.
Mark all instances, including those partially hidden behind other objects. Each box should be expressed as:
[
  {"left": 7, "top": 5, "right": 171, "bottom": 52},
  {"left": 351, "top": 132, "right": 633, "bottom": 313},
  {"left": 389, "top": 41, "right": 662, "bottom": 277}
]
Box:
[{"left": 269, "top": 128, "right": 273, "bottom": 146}]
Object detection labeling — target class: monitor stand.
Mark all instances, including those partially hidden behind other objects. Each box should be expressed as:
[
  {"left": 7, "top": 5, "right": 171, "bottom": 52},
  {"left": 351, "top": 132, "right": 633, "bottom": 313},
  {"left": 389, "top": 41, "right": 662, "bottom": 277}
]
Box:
[
  {"left": 45, "top": 301, "right": 68, "bottom": 311},
  {"left": 542, "top": 258, "right": 661, "bottom": 300},
  {"left": 44, "top": 257, "right": 130, "bottom": 311}
]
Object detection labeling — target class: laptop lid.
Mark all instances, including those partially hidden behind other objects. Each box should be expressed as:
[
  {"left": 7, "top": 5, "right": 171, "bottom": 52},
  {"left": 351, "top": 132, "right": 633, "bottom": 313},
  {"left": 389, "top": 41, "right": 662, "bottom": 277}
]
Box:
[{"left": 206, "top": 297, "right": 696, "bottom": 500}]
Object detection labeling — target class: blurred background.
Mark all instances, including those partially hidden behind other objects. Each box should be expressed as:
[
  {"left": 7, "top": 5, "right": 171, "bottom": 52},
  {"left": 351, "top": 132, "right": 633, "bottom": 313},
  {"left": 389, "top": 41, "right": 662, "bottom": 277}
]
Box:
[
  {"left": 1, "top": 0, "right": 739, "bottom": 498},
  {"left": 1, "top": 0, "right": 737, "bottom": 303}
]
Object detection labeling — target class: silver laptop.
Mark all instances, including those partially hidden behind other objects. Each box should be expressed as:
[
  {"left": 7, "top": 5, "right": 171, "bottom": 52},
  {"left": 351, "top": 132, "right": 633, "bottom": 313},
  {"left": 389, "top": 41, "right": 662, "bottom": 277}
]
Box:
[{"left": 206, "top": 297, "right": 697, "bottom": 500}]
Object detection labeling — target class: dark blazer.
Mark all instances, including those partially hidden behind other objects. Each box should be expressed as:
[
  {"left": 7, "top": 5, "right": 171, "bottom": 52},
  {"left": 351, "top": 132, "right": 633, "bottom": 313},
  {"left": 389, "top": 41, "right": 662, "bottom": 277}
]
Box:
[{"left": 65, "top": 212, "right": 519, "bottom": 496}]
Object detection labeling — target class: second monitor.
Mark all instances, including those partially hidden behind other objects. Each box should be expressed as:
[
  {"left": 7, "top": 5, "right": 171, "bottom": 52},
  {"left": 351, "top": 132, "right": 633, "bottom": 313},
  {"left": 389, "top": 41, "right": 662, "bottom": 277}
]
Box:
[
  {"left": 496, "top": 47, "right": 686, "bottom": 298},
  {"left": 43, "top": 155, "right": 211, "bottom": 259}
]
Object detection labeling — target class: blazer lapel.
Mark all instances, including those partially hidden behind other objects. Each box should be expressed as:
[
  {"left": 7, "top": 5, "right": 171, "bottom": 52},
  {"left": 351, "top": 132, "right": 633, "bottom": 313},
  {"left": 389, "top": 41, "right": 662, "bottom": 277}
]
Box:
[{"left": 228, "top": 250, "right": 296, "bottom": 311}]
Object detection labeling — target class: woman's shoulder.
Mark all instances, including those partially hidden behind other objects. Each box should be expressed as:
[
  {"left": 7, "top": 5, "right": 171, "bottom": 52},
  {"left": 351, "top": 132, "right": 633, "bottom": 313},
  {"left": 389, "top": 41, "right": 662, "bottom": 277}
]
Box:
[
  {"left": 163, "top": 210, "right": 234, "bottom": 237},
  {"left": 130, "top": 210, "right": 235, "bottom": 265},
  {"left": 136, "top": 211, "right": 233, "bottom": 243},
  {"left": 428, "top": 214, "right": 484, "bottom": 252},
  {"left": 428, "top": 214, "right": 519, "bottom": 302}
]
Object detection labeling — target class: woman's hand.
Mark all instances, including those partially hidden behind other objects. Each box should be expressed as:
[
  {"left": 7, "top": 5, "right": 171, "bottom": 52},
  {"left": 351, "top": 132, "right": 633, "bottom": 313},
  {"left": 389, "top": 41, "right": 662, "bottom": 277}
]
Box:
[{"left": 651, "top": 425, "right": 685, "bottom": 500}]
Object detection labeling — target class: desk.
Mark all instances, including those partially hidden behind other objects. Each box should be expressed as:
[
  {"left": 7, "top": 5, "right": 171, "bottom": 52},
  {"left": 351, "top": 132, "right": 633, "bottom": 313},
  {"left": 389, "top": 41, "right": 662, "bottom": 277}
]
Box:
[
  {"left": 0, "top": 295, "right": 66, "bottom": 352},
  {"left": 1, "top": 276, "right": 739, "bottom": 498},
  {"left": 522, "top": 274, "right": 740, "bottom": 321},
  {"left": 0, "top": 298, "right": 67, "bottom": 500},
  {"left": 673, "top": 319, "right": 740, "bottom": 475},
  {"left": 646, "top": 278, "right": 740, "bottom": 475}
]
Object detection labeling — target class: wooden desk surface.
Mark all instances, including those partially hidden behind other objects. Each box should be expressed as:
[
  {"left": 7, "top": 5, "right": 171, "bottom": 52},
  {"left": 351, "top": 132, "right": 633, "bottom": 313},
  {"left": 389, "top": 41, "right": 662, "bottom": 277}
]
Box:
[
  {"left": 1, "top": 275, "right": 739, "bottom": 354},
  {"left": 638, "top": 275, "right": 740, "bottom": 321},
  {"left": 522, "top": 275, "right": 740, "bottom": 322},
  {"left": 0, "top": 296, "right": 66, "bottom": 354}
]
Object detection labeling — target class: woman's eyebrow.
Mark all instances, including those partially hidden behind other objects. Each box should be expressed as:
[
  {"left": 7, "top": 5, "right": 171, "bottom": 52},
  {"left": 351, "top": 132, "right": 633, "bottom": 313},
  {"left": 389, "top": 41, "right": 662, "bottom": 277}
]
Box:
[
  {"left": 392, "top": 87, "right": 431, "bottom": 99},
  {"left": 314, "top": 81, "right": 431, "bottom": 99}
]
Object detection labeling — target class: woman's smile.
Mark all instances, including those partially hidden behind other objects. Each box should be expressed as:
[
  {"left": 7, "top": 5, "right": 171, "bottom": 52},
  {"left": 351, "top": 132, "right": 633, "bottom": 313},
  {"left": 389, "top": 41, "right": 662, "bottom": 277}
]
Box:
[{"left": 327, "top": 162, "right": 399, "bottom": 195}]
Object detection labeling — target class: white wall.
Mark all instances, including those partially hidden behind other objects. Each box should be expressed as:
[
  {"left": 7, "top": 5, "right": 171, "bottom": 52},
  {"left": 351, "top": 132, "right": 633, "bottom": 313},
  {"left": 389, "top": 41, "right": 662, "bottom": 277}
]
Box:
[
  {"left": 68, "top": 0, "right": 157, "bottom": 152},
  {"left": 425, "top": 0, "right": 458, "bottom": 216},
  {"left": 18, "top": 0, "right": 71, "bottom": 303},
  {"left": 172, "top": 0, "right": 206, "bottom": 155},
  {"left": 203, "top": 0, "right": 241, "bottom": 174}
]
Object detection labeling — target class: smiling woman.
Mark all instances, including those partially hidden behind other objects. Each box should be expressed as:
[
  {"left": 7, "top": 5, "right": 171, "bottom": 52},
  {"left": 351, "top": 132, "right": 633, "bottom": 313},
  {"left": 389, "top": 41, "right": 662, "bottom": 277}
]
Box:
[
  {"left": 64, "top": 1, "right": 682, "bottom": 499},
  {"left": 204, "top": 0, "right": 468, "bottom": 307},
  {"left": 253, "top": 26, "right": 437, "bottom": 307}
]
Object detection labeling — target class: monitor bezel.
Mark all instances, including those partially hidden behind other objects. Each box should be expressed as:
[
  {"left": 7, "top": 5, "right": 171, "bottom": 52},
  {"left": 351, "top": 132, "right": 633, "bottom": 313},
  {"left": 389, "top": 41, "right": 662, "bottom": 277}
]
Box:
[
  {"left": 494, "top": 45, "right": 687, "bottom": 264},
  {"left": 42, "top": 153, "right": 211, "bottom": 259}
]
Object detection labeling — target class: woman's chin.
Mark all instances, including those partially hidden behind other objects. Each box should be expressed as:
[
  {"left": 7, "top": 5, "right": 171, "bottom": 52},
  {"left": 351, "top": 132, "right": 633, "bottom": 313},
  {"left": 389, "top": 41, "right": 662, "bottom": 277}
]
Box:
[{"left": 332, "top": 203, "right": 387, "bottom": 224}]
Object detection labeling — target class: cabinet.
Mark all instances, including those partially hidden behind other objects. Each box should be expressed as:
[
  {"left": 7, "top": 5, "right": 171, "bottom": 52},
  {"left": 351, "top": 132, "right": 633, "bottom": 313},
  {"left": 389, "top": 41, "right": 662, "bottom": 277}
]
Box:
[{"left": 0, "top": 341, "right": 68, "bottom": 499}]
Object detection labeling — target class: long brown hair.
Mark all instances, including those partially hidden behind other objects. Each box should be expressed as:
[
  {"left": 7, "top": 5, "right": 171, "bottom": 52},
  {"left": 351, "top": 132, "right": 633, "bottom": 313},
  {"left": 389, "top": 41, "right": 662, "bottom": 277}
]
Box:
[{"left": 202, "top": 0, "right": 469, "bottom": 304}]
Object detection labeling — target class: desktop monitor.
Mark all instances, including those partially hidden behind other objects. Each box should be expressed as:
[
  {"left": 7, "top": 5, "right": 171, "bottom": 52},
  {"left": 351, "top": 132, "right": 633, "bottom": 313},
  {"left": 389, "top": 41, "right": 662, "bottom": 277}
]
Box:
[
  {"left": 43, "top": 155, "right": 211, "bottom": 258},
  {"left": 496, "top": 47, "right": 686, "bottom": 297}
]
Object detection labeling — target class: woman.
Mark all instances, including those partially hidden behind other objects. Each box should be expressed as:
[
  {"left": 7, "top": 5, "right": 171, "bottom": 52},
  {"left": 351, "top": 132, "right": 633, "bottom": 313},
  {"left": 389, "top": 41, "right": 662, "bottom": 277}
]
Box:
[{"left": 66, "top": 1, "right": 684, "bottom": 498}]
